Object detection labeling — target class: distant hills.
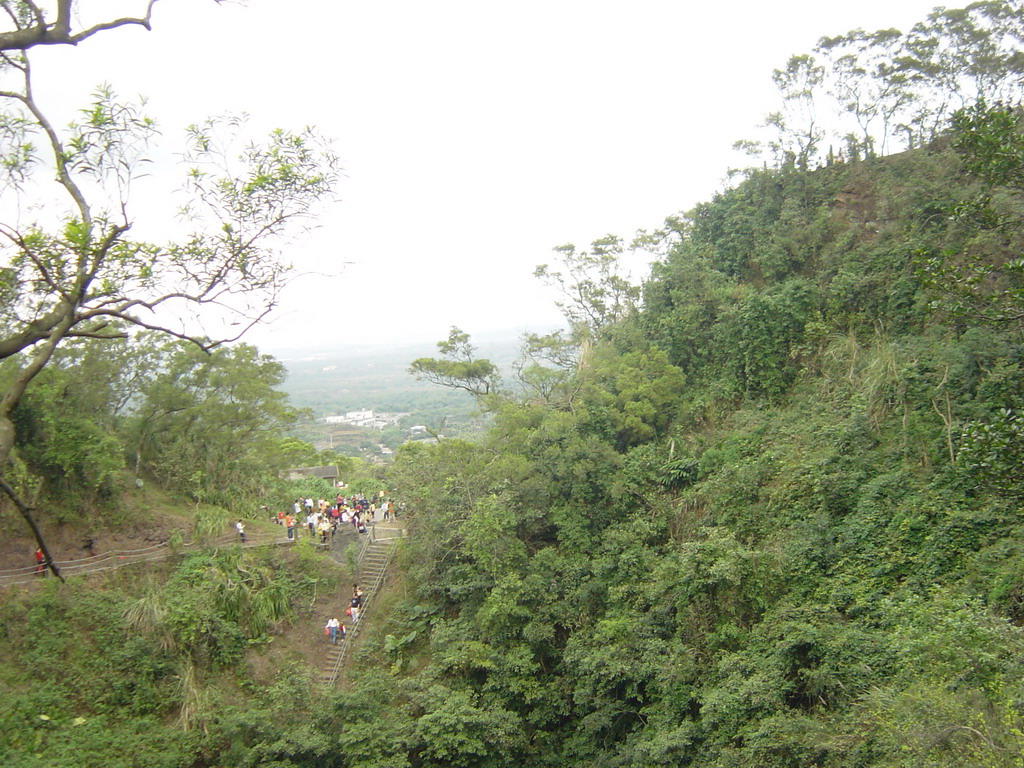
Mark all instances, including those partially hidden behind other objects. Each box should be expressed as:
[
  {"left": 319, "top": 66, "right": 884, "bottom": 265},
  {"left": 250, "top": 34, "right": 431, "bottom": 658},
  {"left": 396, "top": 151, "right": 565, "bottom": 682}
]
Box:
[{"left": 267, "top": 327, "right": 554, "bottom": 423}]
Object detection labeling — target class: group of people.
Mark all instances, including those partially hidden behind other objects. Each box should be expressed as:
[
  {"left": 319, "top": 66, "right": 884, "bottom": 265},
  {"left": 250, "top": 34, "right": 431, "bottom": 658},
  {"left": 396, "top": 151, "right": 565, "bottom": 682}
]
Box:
[
  {"left": 324, "top": 584, "right": 366, "bottom": 644},
  {"left": 273, "top": 493, "right": 396, "bottom": 543}
]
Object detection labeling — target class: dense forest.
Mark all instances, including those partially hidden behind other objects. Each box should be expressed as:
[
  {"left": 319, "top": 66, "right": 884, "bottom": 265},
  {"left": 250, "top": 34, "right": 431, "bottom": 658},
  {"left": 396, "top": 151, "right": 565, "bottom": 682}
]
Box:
[{"left": 4, "top": 1, "right": 1024, "bottom": 766}]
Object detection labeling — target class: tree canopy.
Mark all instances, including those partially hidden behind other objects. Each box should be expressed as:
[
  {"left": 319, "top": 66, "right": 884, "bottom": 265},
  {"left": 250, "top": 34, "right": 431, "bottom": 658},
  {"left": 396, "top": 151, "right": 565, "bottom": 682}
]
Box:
[{"left": 0, "top": 0, "right": 338, "bottom": 573}]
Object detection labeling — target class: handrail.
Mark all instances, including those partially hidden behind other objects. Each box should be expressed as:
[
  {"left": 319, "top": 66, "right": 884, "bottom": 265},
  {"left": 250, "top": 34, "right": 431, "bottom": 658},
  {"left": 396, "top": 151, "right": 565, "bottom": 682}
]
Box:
[
  {"left": 321, "top": 530, "right": 404, "bottom": 687},
  {"left": 0, "top": 529, "right": 295, "bottom": 588}
]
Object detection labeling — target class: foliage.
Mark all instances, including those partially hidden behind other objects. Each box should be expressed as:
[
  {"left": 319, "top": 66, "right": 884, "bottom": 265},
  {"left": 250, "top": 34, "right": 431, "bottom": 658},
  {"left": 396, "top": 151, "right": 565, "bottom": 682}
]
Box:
[
  {"left": 408, "top": 326, "right": 502, "bottom": 400},
  {"left": 534, "top": 234, "right": 642, "bottom": 340},
  {"left": 8, "top": 364, "right": 124, "bottom": 510},
  {"left": 959, "top": 407, "right": 1024, "bottom": 495},
  {"left": 739, "top": 0, "right": 1024, "bottom": 168},
  {"left": 915, "top": 100, "right": 1024, "bottom": 333},
  {"left": 10, "top": 4, "right": 1024, "bottom": 767},
  {"left": 128, "top": 342, "right": 300, "bottom": 510},
  {"left": 0, "top": 10, "right": 338, "bottom": 558}
]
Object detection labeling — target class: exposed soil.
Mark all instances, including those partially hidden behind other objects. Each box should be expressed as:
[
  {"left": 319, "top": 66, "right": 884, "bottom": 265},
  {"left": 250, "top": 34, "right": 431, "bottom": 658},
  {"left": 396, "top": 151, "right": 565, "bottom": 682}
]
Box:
[{"left": 0, "top": 490, "right": 193, "bottom": 575}]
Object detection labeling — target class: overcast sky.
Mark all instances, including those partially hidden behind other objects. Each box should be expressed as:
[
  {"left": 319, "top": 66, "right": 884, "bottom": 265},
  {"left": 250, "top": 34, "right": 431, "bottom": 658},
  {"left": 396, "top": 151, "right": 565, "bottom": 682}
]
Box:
[{"left": 31, "top": 0, "right": 945, "bottom": 353}]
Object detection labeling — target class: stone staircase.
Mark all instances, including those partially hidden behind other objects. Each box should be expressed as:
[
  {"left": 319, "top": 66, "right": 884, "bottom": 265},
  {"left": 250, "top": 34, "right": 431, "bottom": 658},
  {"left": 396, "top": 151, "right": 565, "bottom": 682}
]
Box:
[{"left": 319, "top": 529, "right": 402, "bottom": 687}]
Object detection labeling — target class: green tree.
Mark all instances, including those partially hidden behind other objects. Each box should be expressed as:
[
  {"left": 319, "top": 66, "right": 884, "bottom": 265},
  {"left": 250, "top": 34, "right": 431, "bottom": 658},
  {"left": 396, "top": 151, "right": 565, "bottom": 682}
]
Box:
[
  {"left": 958, "top": 407, "right": 1024, "bottom": 496},
  {"left": 578, "top": 344, "right": 686, "bottom": 450},
  {"left": 768, "top": 54, "right": 826, "bottom": 171},
  {"left": 9, "top": 364, "right": 124, "bottom": 511},
  {"left": 904, "top": 2, "right": 1024, "bottom": 117},
  {"left": 918, "top": 101, "right": 1024, "bottom": 331},
  {"left": 0, "top": 6, "right": 338, "bottom": 569},
  {"left": 409, "top": 327, "right": 502, "bottom": 400},
  {"left": 512, "top": 329, "right": 580, "bottom": 407},
  {"left": 815, "top": 28, "right": 913, "bottom": 156},
  {"left": 129, "top": 343, "right": 300, "bottom": 509},
  {"left": 534, "top": 234, "right": 641, "bottom": 340}
]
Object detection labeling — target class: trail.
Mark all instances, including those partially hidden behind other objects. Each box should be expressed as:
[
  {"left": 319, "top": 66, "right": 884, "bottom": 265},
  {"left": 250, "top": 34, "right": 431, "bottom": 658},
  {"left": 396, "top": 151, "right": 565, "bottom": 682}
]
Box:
[
  {"left": 319, "top": 521, "right": 404, "bottom": 687},
  {"left": 0, "top": 528, "right": 298, "bottom": 588},
  {"left": 0, "top": 515, "right": 407, "bottom": 688}
]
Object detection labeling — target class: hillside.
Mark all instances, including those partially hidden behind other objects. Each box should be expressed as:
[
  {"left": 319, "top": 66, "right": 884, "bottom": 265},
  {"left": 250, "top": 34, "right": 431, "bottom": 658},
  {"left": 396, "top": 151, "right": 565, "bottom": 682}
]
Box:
[
  {"left": 360, "top": 130, "right": 1024, "bottom": 767},
  {"left": 6, "top": 37, "right": 1024, "bottom": 768}
]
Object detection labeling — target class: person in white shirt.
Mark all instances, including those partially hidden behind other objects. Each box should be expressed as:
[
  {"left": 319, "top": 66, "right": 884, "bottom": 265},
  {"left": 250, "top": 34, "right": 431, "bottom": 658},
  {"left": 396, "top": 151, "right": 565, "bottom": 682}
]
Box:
[{"left": 326, "top": 617, "right": 341, "bottom": 644}]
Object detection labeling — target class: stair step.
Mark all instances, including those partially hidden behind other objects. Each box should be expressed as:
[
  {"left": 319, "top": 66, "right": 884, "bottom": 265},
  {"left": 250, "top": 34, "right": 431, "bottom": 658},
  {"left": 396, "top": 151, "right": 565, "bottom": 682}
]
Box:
[{"left": 320, "top": 539, "right": 400, "bottom": 687}]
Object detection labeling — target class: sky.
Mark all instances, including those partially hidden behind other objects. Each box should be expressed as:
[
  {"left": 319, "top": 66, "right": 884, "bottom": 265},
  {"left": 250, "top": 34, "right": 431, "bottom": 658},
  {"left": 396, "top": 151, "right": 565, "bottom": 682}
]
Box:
[{"left": 29, "top": 0, "right": 947, "bottom": 354}]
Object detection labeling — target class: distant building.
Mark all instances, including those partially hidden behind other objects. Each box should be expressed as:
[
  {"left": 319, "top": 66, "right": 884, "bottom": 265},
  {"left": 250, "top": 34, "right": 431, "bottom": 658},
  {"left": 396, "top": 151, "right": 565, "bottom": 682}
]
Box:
[{"left": 318, "top": 409, "right": 410, "bottom": 430}]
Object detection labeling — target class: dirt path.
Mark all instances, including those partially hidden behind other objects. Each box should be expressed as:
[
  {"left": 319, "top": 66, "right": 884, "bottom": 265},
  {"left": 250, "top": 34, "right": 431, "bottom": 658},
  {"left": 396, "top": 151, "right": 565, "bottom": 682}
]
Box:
[{"left": 0, "top": 526, "right": 295, "bottom": 587}]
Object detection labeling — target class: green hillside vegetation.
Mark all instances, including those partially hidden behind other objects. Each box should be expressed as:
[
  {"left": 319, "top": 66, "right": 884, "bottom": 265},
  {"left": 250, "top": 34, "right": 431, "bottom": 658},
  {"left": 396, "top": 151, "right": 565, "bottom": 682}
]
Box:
[
  {"left": 368, "top": 128, "right": 1024, "bottom": 766},
  {"left": 5, "top": 1, "right": 1024, "bottom": 766}
]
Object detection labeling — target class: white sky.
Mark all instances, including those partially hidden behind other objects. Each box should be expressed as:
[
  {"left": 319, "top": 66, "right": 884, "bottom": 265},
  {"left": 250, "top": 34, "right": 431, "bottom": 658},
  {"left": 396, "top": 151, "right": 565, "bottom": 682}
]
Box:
[{"left": 29, "top": 0, "right": 944, "bottom": 353}]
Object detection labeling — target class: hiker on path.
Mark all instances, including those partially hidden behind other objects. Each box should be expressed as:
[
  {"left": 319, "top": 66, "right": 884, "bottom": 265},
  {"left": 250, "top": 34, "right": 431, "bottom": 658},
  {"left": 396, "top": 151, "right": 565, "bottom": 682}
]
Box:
[
  {"left": 34, "top": 548, "right": 44, "bottom": 576},
  {"left": 236, "top": 519, "right": 246, "bottom": 543},
  {"left": 349, "top": 585, "right": 363, "bottom": 623},
  {"left": 326, "top": 617, "right": 341, "bottom": 644}
]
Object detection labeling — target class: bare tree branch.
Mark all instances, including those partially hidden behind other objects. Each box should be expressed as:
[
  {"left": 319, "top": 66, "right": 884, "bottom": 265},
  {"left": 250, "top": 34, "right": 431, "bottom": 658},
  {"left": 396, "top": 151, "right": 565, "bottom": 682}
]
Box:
[
  {"left": 0, "top": 475, "right": 63, "bottom": 580},
  {"left": 0, "top": 0, "right": 161, "bottom": 52}
]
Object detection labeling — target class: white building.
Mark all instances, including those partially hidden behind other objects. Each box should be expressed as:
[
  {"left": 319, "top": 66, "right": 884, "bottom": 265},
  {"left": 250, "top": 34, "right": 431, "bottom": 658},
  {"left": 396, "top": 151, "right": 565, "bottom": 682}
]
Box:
[{"left": 318, "top": 409, "right": 410, "bottom": 430}]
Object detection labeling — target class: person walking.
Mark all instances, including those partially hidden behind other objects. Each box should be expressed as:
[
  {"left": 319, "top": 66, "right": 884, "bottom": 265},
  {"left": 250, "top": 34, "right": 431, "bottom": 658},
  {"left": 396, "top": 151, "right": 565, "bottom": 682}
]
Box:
[
  {"left": 236, "top": 519, "right": 246, "bottom": 543},
  {"left": 326, "top": 617, "right": 341, "bottom": 644},
  {"left": 350, "top": 584, "right": 364, "bottom": 623}
]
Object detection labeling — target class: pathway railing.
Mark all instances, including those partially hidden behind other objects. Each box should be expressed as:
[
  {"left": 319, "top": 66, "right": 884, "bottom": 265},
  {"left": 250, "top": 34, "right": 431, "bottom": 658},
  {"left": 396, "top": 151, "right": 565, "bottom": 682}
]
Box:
[
  {"left": 0, "top": 528, "right": 295, "bottom": 588},
  {"left": 321, "top": 529, "right": 404, "bottom": 687}
]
